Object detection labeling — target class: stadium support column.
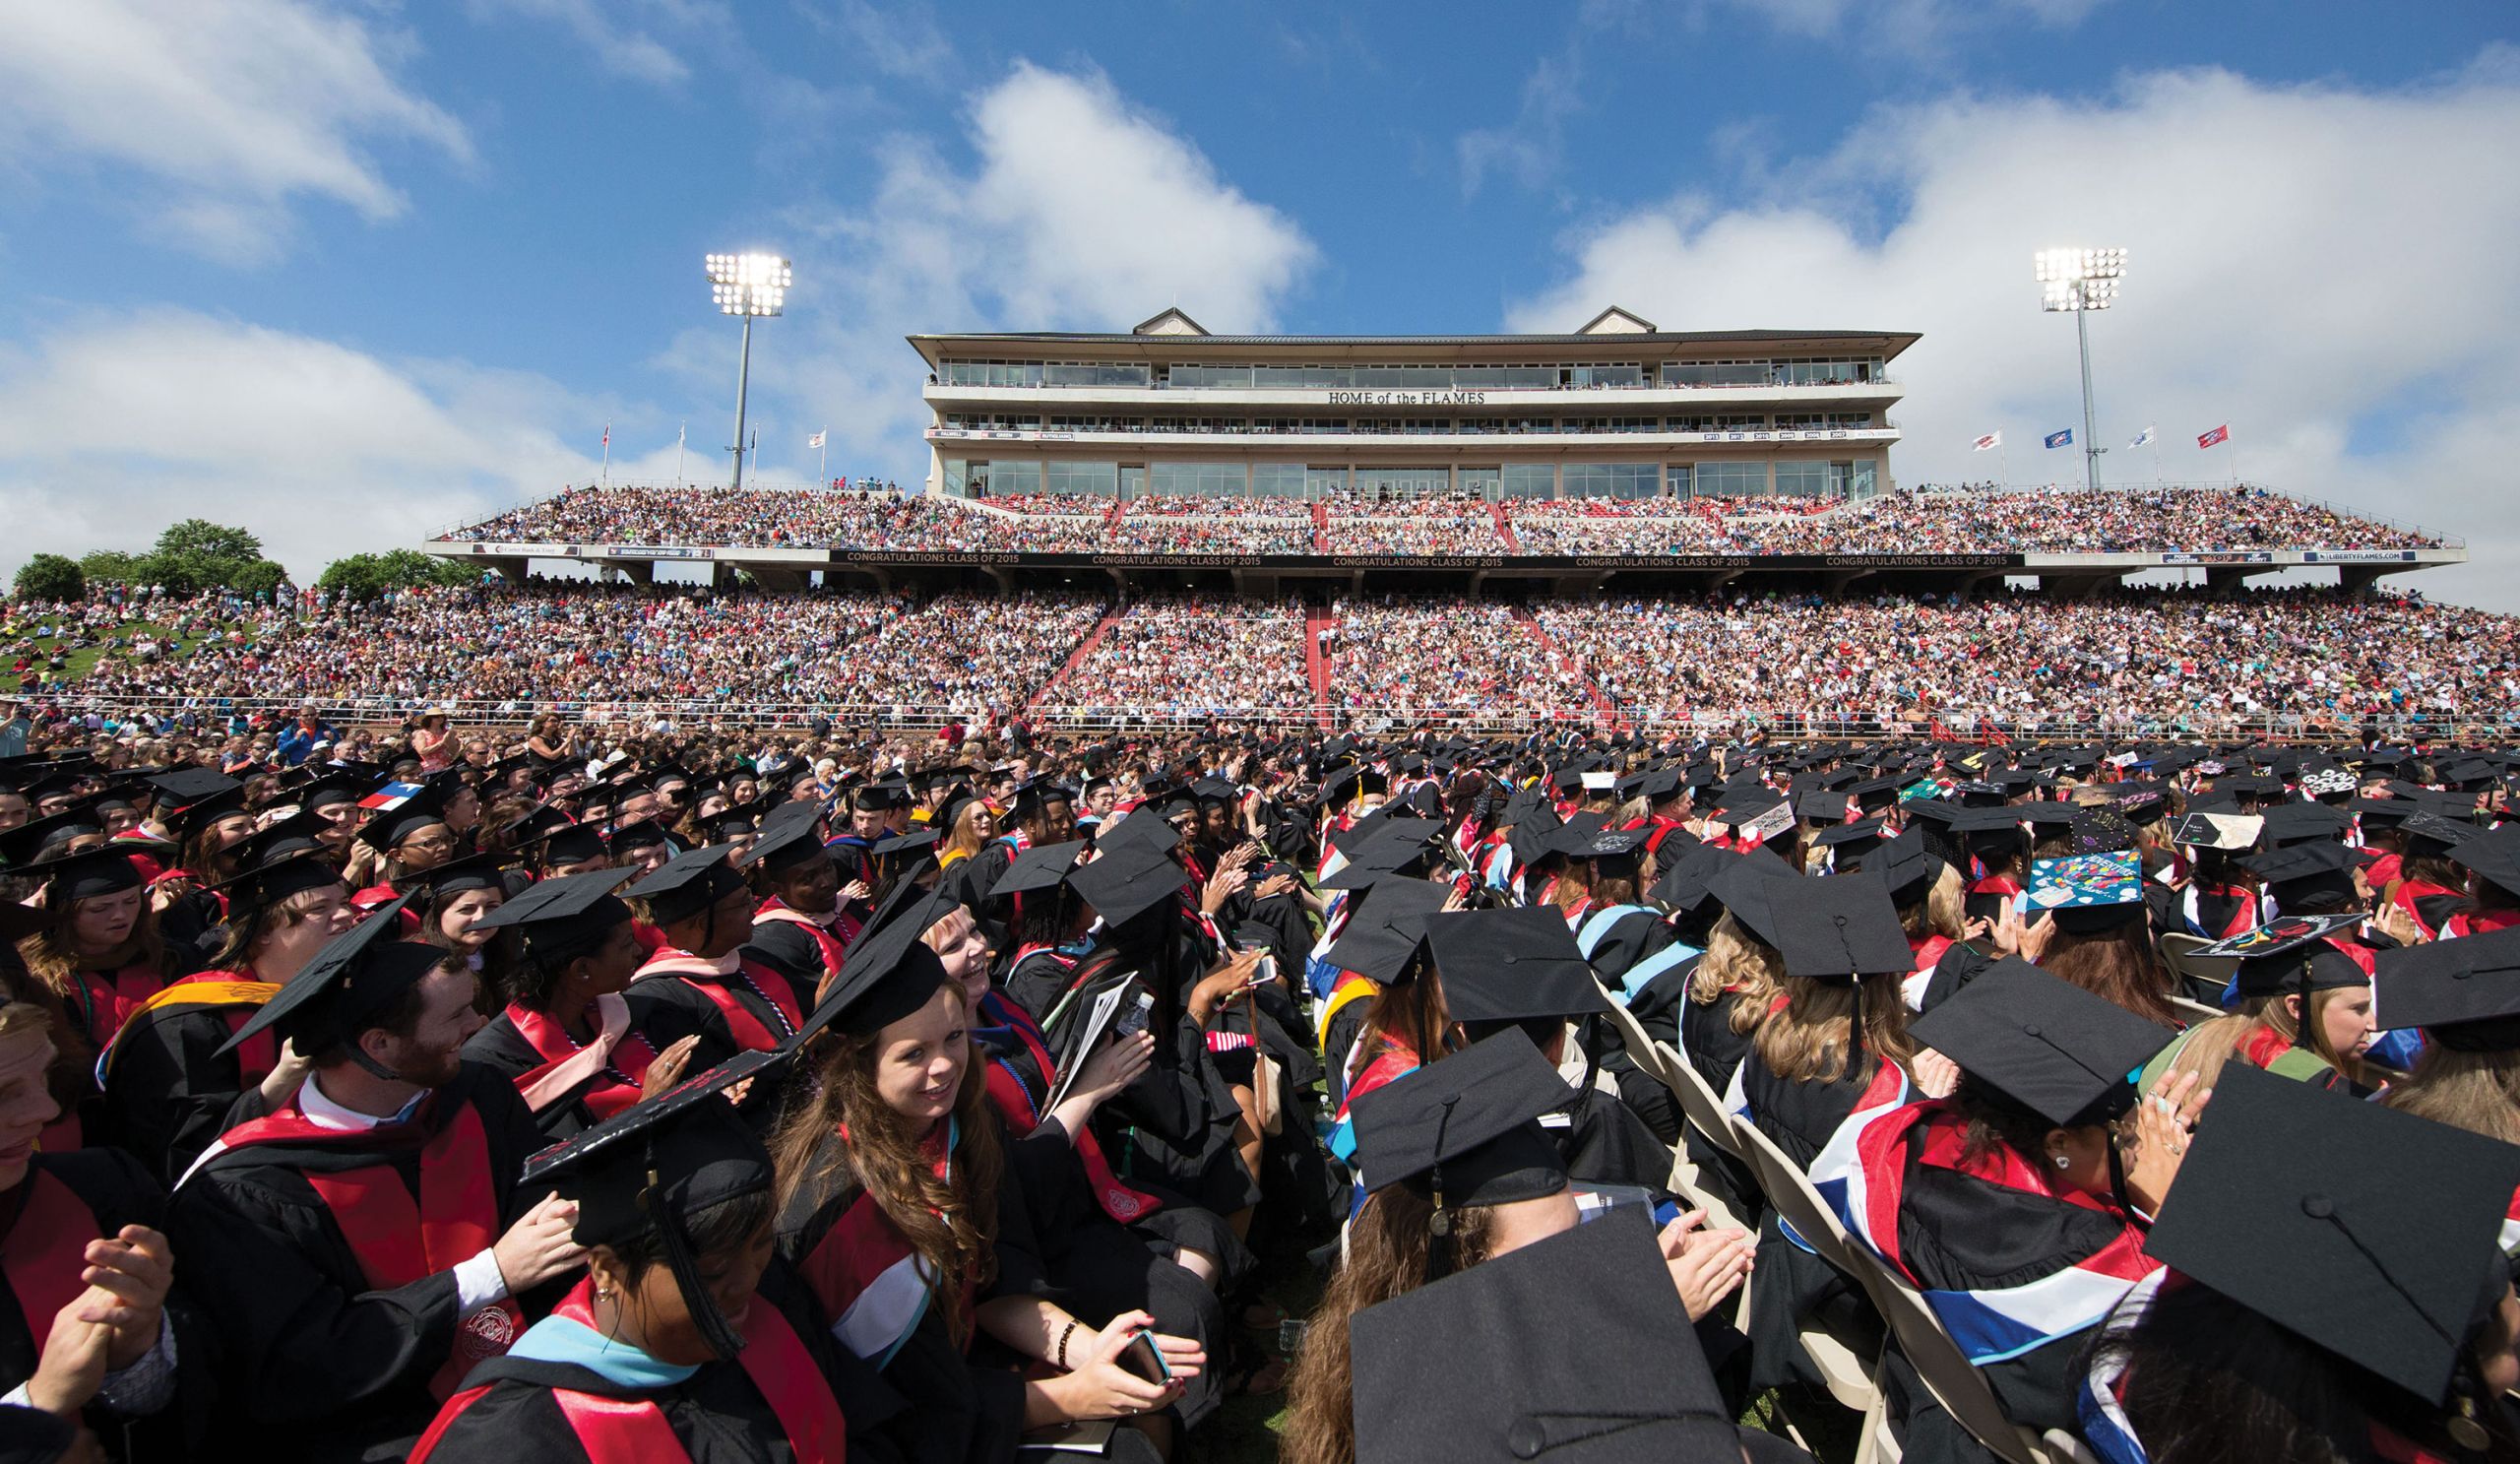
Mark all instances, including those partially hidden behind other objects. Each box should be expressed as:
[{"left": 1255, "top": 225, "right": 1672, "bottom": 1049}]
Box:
[
  {"left": 2074, "top": 307, "right": 2102, "bottom": 494},
  {"left": 730, "top": 314, "right": 754, "bottom": 490}
]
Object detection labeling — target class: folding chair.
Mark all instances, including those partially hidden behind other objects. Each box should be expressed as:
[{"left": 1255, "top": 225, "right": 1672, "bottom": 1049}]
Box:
[
  {"left": 2157, "top": 932, "right": 2237, "bottom": 1006},
  {"left": 1831, "top": 1230, "right": 2106, "bottom": 1464},
  {"left": 1587, "top": 984, "right": 1747, "bottom": 1233},
  {"left": 1730, "top": 1118, "right": 1892, "bottom": 1457}
]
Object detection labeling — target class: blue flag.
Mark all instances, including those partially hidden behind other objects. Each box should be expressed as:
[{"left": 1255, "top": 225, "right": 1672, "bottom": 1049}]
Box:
[{"left": 2044, "top": 428, "right": 2073, "bottom": 449}]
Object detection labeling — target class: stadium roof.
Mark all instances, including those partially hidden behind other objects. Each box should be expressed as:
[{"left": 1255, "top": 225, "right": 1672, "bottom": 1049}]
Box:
[{"left": 906, "top": 322, "right": 1922, "bottom": 368}]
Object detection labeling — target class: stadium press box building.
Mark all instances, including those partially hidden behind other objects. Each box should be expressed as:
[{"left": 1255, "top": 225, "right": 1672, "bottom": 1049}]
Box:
[{"left": 909, "top": 306, "right": 1917, "bottom": 506}]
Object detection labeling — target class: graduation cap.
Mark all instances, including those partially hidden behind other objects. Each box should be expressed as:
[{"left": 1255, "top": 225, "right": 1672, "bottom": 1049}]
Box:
[
  {"left": 2022, "top": 852, "right": 2146, "bottom": 931},
  {"left": 2374, "top": 925, "right": 2520, "bottom": 1051},
  {"left": 988, "top": 840, "right": 1087, "bottom": 900},
  {"left": 2169, "top": 811, "right": 2261, "bottom": 851},
  {"left": 2399, "top": 810, "right": 2476, "bottom": 858},
  {"left": 1349, "top": 1205, "right": 1740, "bottom": 1464},
  {"left": 0, "top": 806, "right": 108, "bottom": 867},
  {"left": 146, "top": 767, "right": 240, "bottom": 811},
  {"left": 1416, "top": 908, "right": 1609, "bottom": 1027},
  {"left": 2449, "top": 824, "right": 2520, "bottom": 896},
  {"left": 22, "top": 845, "right": 147, "bottom": 902},
  {"left": 795, "top": 890, "right": 956, "bottom": 1041},
  {"left": 522, "top": 1049, "right": 783, "bottom": 1360},
  {"left": 1321, "top": 877, "right": 1450, "bottom": 985},
  {"left": 1349, "top": 1027, "right": 1573, "bottom": 1207},
  {"left": 536, "top": 820, "right": 612, "bottom": 870},
  {"left": 356, "top": 791, "right": 449, "bottom": 853},
  {"left": 2144, "top": 1064, "right": 2520, "bottom": 1404},
  {"left": 472, "top": 865, "right": 641, "bottom": 970},
  {"left": 217, "top": 850, "right": 346, "bottom": 917},
  {"left": 231, "top": 810, "right": 332, "bottom": 870},
  {"left": 1813, "top": 816, "right": 1888, "bottom": 861},
  {"left": 2214, "top": 916, "right": 2371, "bottom": 1039},
  {"left": 1870, "top": 829, "right": 1946, "bottom": 907},
  {"left": 2259, "top": 801, "right": 2350, "bottom": 847},
  {"left": 1771, "top": 875, "right": 1913, "bottom": 983},
  {"left": 2237, "top": 841, "right": 2363, "bottom": 909},
  {"left": 1909, "top": 958, "right": 2174, "bottom": 1126},
  {"left": 1946, "top": 805, "right": 2026, "bottom": 839},
  {"left": 393, "top": 851, "right": 509, "bottom": 900},
  {"left": 731, "top": 816, "right": 829, "bottom": 875},
  {"left": 222, "top": 893, "right": 449, "bottom": 1054},
  {"left": 1704, "top": 855, "right": 1795, "bottom": 946},
  {"left": 870, "top": 826, "right": 938, "bottom": 860},
  {"left": 624, "top": 845, "right": 747, "bottom": 926},
  {"left": 1066, "top": 847, "right": 1186, "bottom": 929}
]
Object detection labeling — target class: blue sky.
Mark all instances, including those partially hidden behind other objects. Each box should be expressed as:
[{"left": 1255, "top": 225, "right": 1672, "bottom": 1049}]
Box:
[{"left": 2, "top": 1, "right": 2518, "bottom": 602}]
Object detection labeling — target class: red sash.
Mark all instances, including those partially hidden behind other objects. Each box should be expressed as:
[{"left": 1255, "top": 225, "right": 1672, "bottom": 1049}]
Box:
[
  {"left": 410, "top": 1283, "right": 848, "bottom": 1464},
  {"left": 635, "top": 954, "right": 798, "bottom": 1052},
  {"left": 1, "top": 1171, "right": 99, "bottom": 1357},
  {"left": 2449, "top": 909, "right": 2520, "bottom": 938},
  {"left": 1908, "top": 933, "right": 1953, "bottom": 980},
  {"left": 217, "top": 1098, "right": 520, "bottom": 1400},
  {"left": 976, "top": 994, "right": 1159, "bottom": 1224},
  {"left": 66, "top": 961, "right": 164, "bottom": 1050},
  {"left": 505, "top": 1002, "right": 654, "bottom": 1122},
  {"left": 753, "top": 899, "right": 857, "bottom": 977}
]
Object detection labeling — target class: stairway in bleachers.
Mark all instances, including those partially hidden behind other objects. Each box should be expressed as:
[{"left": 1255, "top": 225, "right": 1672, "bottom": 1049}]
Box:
[
  {"left": 1491, "top": 502, "right": 1518, "bottom": 551},
  {"left": 1303, "top": 604, "right": 1336, "bottom": 728},
  {"left": 1310, "top": 501, "right": 1329, "bottom": 552}
]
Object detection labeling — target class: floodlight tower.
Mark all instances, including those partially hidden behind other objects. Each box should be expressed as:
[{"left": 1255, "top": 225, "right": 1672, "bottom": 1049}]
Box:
[
  {"left": 705, "top": 252, "right": 791, "bottom": 489},
  {"left": 2035, "top": 247, "right": 2125, "bottom": 494}
]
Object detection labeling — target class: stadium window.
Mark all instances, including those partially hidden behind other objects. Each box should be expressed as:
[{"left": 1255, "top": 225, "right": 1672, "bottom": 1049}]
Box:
[
  {"left": 1044, "top": 461, "right": 1119, "bottom": 496},
  {"left": 1252, "top": 463, "right": 1306, "bottom": 497},
  {"left": 1774, "top": 461, "right": 1831, "bottom": 498},
  {"left": 1459, "top": 467, "right": 1503, "bottom": 500},
  {"left": 992, "top": 461, "right": 1044, "bottom": 497},
  {"left": 942, "top": 458, "right": 973, "bottom": 496},
  {"left": 1150, "top": 461, "right": 1246, "bottom": 496},
  {"left": 1305, "top": 466, "right": 1350, "bottom": 497},
  {"left": 1500, "top": 463, "right": 1555, "bottom": 499},
  {"left": 1695, "top": 461, "right": 1769, "bottom": 497},
  {"left": 1119, "top": 466, "right": 1147, "bottom": 500},
  {"left": 1666, "top": 465, "right": 1693, "bottom": 499}
]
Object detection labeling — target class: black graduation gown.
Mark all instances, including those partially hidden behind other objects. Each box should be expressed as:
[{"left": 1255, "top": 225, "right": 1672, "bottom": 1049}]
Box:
[
  {"left": 152, "top": 888, "right": 226, "bottom": 971},
  {"left": 1739, "top": 1051, "right": 1893, "bottom": 1396},
  {"left": 1000, "top": 949, "right": 1083, "bottom": 1030},
  {"left": 630, "top": 961, "right": 807, "bottom": 1072},
  {"left": 1587, "top": 917, "right": 1688, "bottom": 1147},
  {"left": 739, "top": 922, "right": 834, "bottom": 1004},
  {"left": 99, "top": 987, "right": 267, "bottom": 1186},
  {"left": 413, "top": 1265, "right": 909, "bottom": 1464},
  {"left": 775, "top": 1129, "right": 1051, "bottom": 1464},
  {"left": 975, "top": 1026, "right": 1233, "bottom": 1431},
  {"left": 166, "top": 1063, "right": 554, "bottom": 1463},
  {"left": 1916, "top": 941, "right": 1995, "bottom": 1014},
  {"left": 0, "top": 1150, "right": 210, "bottom": 1460},
  {"left": 1878, "top": 1157, "right": 2135, "bottom": 1464},
  {"left": 458, "top": 986, "right": 678, "bottom": 1142}
]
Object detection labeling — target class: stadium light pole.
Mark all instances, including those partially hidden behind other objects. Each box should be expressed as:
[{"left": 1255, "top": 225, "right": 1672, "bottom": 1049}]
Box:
[
  {"left": 2035, "top": 247, "right": 2124, "bottom": 494},
  {"left": 705, "top": 252, "right": 791, "bottom": 490}
]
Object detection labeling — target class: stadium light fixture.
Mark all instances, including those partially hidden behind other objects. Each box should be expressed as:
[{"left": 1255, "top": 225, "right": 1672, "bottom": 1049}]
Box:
[
  {"left": 704, "top": 252, "right": 792, "bottom": 489},
  {"left": 2034, "top": 247, "right": 2126, "bottom": 493}
]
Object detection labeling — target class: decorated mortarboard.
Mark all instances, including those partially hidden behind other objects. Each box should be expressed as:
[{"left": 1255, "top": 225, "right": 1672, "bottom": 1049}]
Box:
[
  {"left": 1349, "top": 1205, "right": 1741, "bottom": 1464},
  {"left": 624, "top": 845, "right": 746, "bottom": 925},
  {"left": 355, "top": 789, "right": 449, "bottom": 852},
  {"left": 794, "top": 890, "right": 957, "bottom": 1041},
  {"left": 2169, "top": 810, "right": 2261, "bottom": 851},
  {"left": 221, "top": 893, "right": 447, "bottom": 1053},
  {"left": 2299, "top": 766, "right": 2361, "bottom": 797},
  {"left": 1770, "top": 874, "right": 1914, "bottom": 983},
  {"left": 1065, "top": 846, "right": 1187, "bottom": 928},
  {"left": 1350, "top": 1028, "right": 1574, "bottom": 1203},
  {"left": 2023, "top": 852, "right": 2144, "bottom": 912},
  {"left": 1416, "top": 907, "right": 1610, "bottom": 1026},
  {"left": 521, "top": 1048, "right": 783, "bottom": 1360},
  {"left": 989, "top": 839, "right": 1087, "bottom": 899},
  {"left": 2143, "top": 1064, "right": 2520, "bottom": 1404},
  {"left": 2399, "top": 809, "right": 2477, "bottom": 856},
  {"left": 1321, "top": 877, "right": 1450, "bottom": 985},
  {"left": 1910, "top": 958, "right": 2174, "bottom": 1126}
]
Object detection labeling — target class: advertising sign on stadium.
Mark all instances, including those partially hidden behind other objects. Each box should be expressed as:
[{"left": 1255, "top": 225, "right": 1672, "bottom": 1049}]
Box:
[
  {"left": 607, "top": 546, "right": 714, "bottom": 560},
  {"left": 2301, "top": 549, "right": 2419, "bottom": 564},
  {"left": 2160, "top": 551, "right": 2276, "bottom": 565},
  {"left": 830, "top": 549, "right": 2026, "bottom": 572}
]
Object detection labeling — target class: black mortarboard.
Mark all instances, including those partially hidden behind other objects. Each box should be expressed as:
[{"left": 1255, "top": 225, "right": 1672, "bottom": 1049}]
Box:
[
  {"left": 1089, "top": 805, "right": 1185, "bottom": 864},
  {"left": 871, "top": 827, "right": 939, "bottom": 859},
  {"left": 161, "top": 780, "right": 252, "bottom": 838},
  {"left": 2258, "top": 801, "right": 2350, "bottom": 847},
  {"left": 607, "top": 818, "right": 674, "bottom": 856},
  {"left": 0, "top": 807, "right": 107, "bottom": 867},
  {"left": 1350, "top": 1028, "right": 1572, "bottom": 1204},
  {"left": 1644, "top": 843, "right": 1730, "bottom": 913},
  {"left": 1321, "top": 877, "right": 1450, "bottom": 985},
  {"left": 2449, "top": 825, "right": 2520, "bottom": 896},
  {"left": 218, "top": 850, "right": 346, "bottom": 916},
  {"left": 1909, "top": 958, "right": 2174, "bottom": 1126},
  {"left": 522, "top": 1049, "right": 782, "bottom": 1360},
  {"left": 2401, "top": 810, "right": 2475, "bottom": 858},
  {"left": 232, "top": 810, "right": 332, "bottom": 869},
  {"left": 147, "top": 767, "right": 240, "bottom": 810},
  {"left": 222, "top": 893, "right": 448, "bottom": 1053},
  {"left": 1771, "top": 874, "right": 1914, "bottom": 983},
  {"left": 731, "top": 817, "right": 827, "bottom": 875},
  {"left": 2237, "top": 841, "right": 2363, "bottom": 908},
  {"left": 796, "top": 890, "right": 955, "bottom": 1040},
  {"left": 2375, "top": 925, "right": 2520, "bottom": 1053},
  {"left": 625, "top": 845, "right": 747, "bottom": 925},
  {"left": 1705, "top": 856, "right": 1795, "bottom": 947},
  {"left": 1947, "top": 805, "right": 2026, "bottom": 838},
  {"left": 1870, "top": 829, "right": 1945, "bottom": 906},
  {"left": 1065, "top": 846, "right": 1186, "bottom": 928},
  {"left": 989, "top": 840, "right": 1086, "bottom": 899},
  {"left": 472, "top": 865, "right": 638, "bottom": 966},
  {"left": 1813, "top": 816, "right": 1887, "bottom": 855},
  {"left": 1349, "top": 1206, "right": 1738, "bottom": 1464},
  {"left": 27, "top": 845, "right": 146, "bottom": 902},
  {"left": 1417, "top": 907, "right": 1609, "bottom": 1026},
  {"left": 2145, "top": 1064, "right": 2520, "bottom": 1403},
  {"left": 2169, "top": 810, "right": 2261, "bottom": 851},
  {"left": 537, "top": 821, "right": 611, "bottom": 868},
  {"left": 299, "top": 773, "right": 366, "bottom": 812}
]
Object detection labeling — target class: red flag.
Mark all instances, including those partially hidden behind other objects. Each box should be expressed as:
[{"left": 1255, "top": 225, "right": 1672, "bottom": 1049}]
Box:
[
  {"left": 2197, "top": 423, "right": 2229, "bottom": 449},
  {"left": 601, "top": 423, "right": 610, "bottom": 449}
]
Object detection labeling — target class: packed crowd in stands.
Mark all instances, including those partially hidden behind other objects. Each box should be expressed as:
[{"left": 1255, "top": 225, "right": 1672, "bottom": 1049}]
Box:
[
  {"left": 1046, "top": 598, "right": 1313, "bottom": 720},
  {"left": 435, "top": 481, "right": 2445, "bottom": 560},
  {"left": 1320, "top": 596, "right": 1598, "bottom": 720}
]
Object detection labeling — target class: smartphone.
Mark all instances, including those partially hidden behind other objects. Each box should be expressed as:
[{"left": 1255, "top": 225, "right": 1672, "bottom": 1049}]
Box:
[
  {"left": 1119, "top": 1328, "right": 1172, "bottom": 1384},
  {"left": 1113, "top": 991, "right": 1156, "bottom": 1039}
]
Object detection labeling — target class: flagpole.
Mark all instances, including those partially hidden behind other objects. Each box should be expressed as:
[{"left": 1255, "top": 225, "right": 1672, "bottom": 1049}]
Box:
[
  {"left": 818, "top": 431, "right": 827, "bottom": 483},
  {"left": 600, "top": 423, "right": 610, "bottom": 485},
  {"left": 2001, "top": 440, "right": 2009, "bottom": 490},
  {"left": 675, "top": 421, "right": 686, "bottom": 489}
]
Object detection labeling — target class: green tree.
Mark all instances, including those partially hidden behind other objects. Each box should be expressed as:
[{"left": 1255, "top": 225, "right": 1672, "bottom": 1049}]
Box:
[
  {"left": 79, "top": 549, "right": 148, "bottom": 585},
  {"left": 131, "top": 552, "right": 203, "bottom": 596},
  {"left": 319, "top": 550, "right": 473, "bottom": 602},
  {"left": 12, "top": 553, "right": 85, "bottom": 603},
  {"left": 156, "top": 519, "right": 264, "bottom": 567},
  {"left": 226, "top": 558, "right": 291, "bottom": 597}
]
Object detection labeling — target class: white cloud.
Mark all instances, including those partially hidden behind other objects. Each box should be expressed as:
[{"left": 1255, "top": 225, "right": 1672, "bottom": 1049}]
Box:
[
  {"left": 1508, "top": 58, "right": 2520, "bottom": 608},
  {"left": 762, "top": 62, "right": 1317, "bottom": 486},
  {"left": 1458, "top": 50, "right": 1583, "bottom": 198},
  {"left": 0, "top": 309, "right": 611, "bottom": 580},
  {"left": 828, "top": 0, "right": 952, "bottom": 83},
  {"left": 463, "top": 0, "right": 729, "bottom": 86},
  {"left": 1693, "top": 0, "right": 2110, "bottom": 54},
  {"left": 0, "top": 0, "right": 470, "bottom": 263}
]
